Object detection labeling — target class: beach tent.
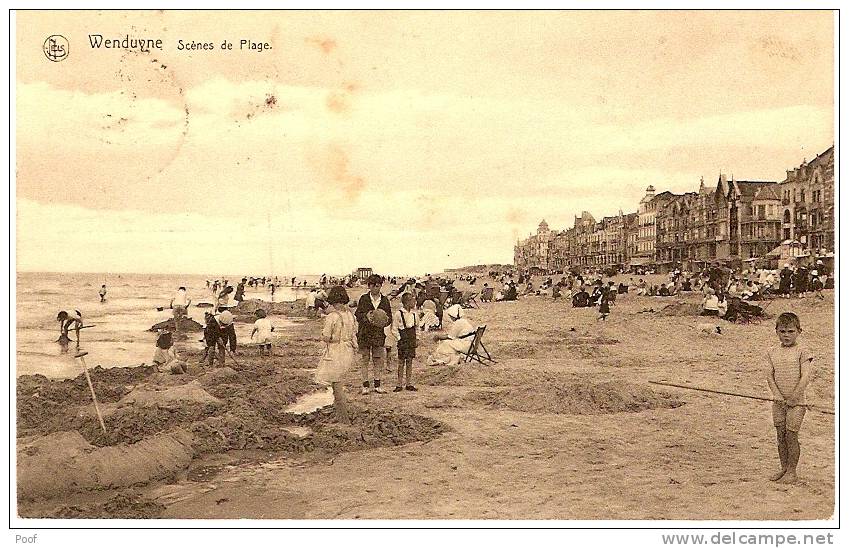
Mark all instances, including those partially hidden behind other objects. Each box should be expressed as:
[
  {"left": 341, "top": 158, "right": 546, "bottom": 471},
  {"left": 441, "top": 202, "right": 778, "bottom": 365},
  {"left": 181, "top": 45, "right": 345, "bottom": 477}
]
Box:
[{"left": 767, "top": 240, "right": 807, "bottom": 262}]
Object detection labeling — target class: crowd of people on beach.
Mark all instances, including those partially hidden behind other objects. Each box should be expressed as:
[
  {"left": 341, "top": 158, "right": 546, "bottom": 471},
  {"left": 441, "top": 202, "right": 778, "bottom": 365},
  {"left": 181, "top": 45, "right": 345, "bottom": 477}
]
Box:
[
  {"left": 483, "top": 257, "right": 834, "bottom": 324},
  {"left": 54, "top": 255, "right": 831, "bottom": 483}
]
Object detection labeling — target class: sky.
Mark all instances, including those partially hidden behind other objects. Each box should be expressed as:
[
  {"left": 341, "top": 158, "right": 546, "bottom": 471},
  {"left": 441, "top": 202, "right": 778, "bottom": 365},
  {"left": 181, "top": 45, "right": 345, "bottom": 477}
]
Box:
[{"left": 15, "top": 10, "right": 835, "bottom": 275}]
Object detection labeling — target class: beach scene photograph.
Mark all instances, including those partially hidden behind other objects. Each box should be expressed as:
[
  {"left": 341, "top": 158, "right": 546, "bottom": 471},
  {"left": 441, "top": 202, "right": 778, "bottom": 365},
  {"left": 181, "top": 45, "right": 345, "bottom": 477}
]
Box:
[{"left": 13, "top": 9, "right": 836, "bottom": 526}]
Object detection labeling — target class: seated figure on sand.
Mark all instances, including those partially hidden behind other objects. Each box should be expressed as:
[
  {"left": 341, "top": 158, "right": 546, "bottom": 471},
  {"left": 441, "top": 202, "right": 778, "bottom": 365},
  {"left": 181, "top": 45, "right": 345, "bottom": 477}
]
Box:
[
  {"left": 420, "top": 299, "right": 440, "bottom": 331},
  {"left": 152, "top": 331, "right": 187, "bottom": 374},
  {"left": 572, "top": 286, "right": 590, "bottom": 308},
  {"left": 427, "top": 305, "right": 476, "bottom": 366}
]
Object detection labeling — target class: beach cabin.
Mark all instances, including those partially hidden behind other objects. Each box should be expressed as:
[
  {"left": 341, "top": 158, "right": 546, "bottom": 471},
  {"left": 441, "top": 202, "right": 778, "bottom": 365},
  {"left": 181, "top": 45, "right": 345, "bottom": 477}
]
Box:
[{"left": 354, "top": 267, "right": 373, "bottom": 281}]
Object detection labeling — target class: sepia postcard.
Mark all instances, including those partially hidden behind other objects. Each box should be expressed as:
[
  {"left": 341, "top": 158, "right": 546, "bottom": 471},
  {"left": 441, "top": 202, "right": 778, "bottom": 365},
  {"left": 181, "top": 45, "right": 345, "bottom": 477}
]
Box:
[{"left": 12, "top": 8, "right": 838, "bottom": 536}]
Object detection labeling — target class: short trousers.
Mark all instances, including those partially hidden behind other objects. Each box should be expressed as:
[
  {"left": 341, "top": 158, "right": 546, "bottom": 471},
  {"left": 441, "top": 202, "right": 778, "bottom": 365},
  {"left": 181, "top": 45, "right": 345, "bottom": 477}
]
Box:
[
  {"left": 773, "top": 402, "right": 806, "bottom": 432},
  {"left": 359, "top": 346, "right": 385, "bottom": 359},
  {"left": 398, "top": 345, "right": 416, "bottom": 360}
]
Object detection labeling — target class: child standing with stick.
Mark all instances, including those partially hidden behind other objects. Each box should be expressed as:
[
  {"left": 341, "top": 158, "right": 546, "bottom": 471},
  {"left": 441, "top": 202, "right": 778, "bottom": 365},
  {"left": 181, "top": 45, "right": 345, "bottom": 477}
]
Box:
[
  {"left": 393, "top": 292, "right": 419, "bottom": 392},
  {"left": 316, "top": 286, "right": 358, "bottom": 424},
  {"left": 766, "top": 312, "right": 814, "bottom": 484}
]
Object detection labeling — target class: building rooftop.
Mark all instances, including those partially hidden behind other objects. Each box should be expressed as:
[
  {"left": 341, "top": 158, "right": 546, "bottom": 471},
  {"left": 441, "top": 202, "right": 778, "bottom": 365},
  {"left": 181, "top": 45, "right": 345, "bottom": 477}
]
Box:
[
  {"left": 733, "top": 180, "right": 778, "bottom": 197},
  {"left": 753, "top": 185, "right": 781, "bottom": 201}
]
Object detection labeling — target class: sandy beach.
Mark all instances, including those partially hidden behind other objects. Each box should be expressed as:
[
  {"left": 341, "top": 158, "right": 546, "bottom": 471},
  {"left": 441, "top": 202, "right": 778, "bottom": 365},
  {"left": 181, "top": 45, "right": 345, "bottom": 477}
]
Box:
[{"left": 16, "top": 278, "right": 834, "bottom": 520}]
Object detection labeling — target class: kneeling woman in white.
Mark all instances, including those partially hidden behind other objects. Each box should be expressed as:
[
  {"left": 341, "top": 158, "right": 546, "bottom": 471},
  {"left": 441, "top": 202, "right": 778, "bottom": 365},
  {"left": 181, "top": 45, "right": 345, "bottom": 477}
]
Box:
[{"left": 427, "top": 305, "right": 476, "bottom": 366}]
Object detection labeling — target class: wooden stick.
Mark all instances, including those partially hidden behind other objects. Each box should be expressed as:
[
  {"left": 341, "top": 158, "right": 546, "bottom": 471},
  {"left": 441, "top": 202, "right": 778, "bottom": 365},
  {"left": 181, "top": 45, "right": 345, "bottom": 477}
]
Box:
[
  {"left": 74, "top": 352, "right": 108, "bottom": 433},
  {"left": 649, "top": 380, "right": 835, "bottom": 415}
]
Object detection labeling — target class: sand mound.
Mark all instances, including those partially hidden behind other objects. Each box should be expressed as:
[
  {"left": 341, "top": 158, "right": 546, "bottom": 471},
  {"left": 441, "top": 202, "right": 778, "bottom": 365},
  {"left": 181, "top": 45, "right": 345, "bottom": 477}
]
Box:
[
  {"left": 189, "top": 406, "right": 446, "bottom": 456},
  {"left": 148, "top": 317, "right": 204, "bottom": 333},
  {"left": 327, "top": 408, "right": 446, "bottom": 450},
  {"left": 77, "top": 402, "right": 224, "bottom": 447},
  {"left": 18, "top": 430, "right": 194, "bottom": 500},
  {"left": 462, "top": 379, "right": 683, "bottom": 415},
  {"left": 47, "top": 492, "right": 166, "bottom": 519},
  {"left": 17, "top": 366, "right": 156, "bottom": 431},
  {"left": 197, "top": 367, "right": 242, "bottom": 385},
  {"left": 118, "top": 382, "right": 223, "bottom": 408},
  {"left": 419, "top": 365, "right": 565, "bottom": 388},
  {"left": 656, "top": 301, "right": 701, "bottom": 316}
]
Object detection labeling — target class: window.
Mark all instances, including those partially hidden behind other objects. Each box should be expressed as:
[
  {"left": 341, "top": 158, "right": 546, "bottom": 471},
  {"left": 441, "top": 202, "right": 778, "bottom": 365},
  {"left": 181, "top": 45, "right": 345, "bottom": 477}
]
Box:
[
  {"left": 757, "top": 205, "right": 766, "bottom": 219},
  {"left": 801, "top": 190, "right": 806, "bottom": 203}
]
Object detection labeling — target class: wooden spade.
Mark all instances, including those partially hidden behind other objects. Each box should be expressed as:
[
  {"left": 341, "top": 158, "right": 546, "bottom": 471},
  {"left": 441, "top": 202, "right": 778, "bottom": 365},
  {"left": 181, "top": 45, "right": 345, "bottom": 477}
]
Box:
[{"left": 74, "top": 351, "right": 108, "bottom": 434}]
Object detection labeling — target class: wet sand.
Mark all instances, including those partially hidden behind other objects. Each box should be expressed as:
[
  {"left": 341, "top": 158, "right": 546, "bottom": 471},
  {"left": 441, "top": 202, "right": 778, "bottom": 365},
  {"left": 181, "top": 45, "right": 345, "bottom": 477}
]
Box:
[{"left": 16, "top": 283, "right": 834, "bottom": 520}]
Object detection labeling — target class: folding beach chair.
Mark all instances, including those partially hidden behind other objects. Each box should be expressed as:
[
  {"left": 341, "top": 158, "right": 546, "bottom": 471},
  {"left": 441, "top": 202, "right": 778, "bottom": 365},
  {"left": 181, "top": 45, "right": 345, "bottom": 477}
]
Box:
[
  {"left": 460, "top": 325, "right": 496, "bottom": 365},
  {"left": 461, "top": 291, "right": 479, "bottom": 308}
]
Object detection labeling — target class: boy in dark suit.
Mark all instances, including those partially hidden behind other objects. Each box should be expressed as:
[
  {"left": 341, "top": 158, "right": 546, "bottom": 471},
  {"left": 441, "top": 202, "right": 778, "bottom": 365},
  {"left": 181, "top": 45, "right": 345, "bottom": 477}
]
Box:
[{"left": 355, "top": 274, "right": 393, "bottom": 394}]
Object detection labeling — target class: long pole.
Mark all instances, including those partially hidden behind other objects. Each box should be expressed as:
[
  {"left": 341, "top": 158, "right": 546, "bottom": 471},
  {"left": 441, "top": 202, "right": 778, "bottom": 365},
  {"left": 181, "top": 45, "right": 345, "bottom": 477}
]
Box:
[
  {"left": 649, "top": 380, "right": 835, "bottom": 415},
  {"left": 74, "top": 351, "right": 108, "bottom": 433}
]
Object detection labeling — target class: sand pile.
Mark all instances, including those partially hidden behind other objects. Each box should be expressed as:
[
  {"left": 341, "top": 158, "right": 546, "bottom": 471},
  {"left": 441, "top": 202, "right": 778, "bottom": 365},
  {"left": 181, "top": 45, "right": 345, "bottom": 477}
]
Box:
[
  {"left": 197, "top": 367, "right": 242, "bottom": 385},
  {"left": 656, "top": 301, "right": 701, "bottom": 316},
  {"left": 47, "top": 492, "right": 166, "bottom": 519},
  {"left": 119, "top": 382, "right": 223, "bottom": 408},
  {"left": 462, "top": 378, "right": 683, "bottom": 415},
  {"left": 148, "top": 317, "right": 204, "bottom": 332},
  {"left": 18, "top": 429, "right": 194, "bottom": 500},
  {"left": 292, "top": 406, "right": 447, "bottom": 453},
  {"left": 188, "top": 405, "right": 447, "bottom": 456},
  {"left": 74, "top": 402, "right": 223, "bottom": 447},
  {"left": 17, "top": 365, "right": 156, "bottom": 431},
  {"left": 420, "top": 365, "right": 579, "bottom": 388}
]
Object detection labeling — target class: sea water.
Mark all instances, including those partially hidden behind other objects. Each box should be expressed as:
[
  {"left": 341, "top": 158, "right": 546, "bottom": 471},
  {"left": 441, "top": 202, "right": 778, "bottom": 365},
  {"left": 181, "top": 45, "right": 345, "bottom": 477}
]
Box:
[{"left": 15, "top": 272, "right": 318, "bottom": 379}]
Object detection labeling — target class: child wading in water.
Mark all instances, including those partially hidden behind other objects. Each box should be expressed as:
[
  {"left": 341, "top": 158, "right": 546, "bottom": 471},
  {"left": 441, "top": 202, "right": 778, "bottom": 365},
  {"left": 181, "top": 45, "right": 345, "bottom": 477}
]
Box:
[
  {"left": 393, "top": 292, "right": 419, "bottom": 392},
  {"left": 767, "top": 312, "right": 814, "bottom": 484},
  {"left": 316, "top": 286, "right": 358, "bottom": 424}
]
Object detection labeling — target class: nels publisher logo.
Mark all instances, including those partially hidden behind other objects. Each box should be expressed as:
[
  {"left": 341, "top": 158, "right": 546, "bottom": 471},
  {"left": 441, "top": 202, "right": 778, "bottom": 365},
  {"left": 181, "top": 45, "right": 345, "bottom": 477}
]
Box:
[{"left": 43, "top": 35, "right": 69, "bottom": 62}]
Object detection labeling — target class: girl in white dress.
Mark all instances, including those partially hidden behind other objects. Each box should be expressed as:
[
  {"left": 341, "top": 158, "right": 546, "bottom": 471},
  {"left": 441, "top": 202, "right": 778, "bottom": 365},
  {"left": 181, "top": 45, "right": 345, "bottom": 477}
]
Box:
[{"left": 316, "top": 286, "right": 358, "bottom": 423}]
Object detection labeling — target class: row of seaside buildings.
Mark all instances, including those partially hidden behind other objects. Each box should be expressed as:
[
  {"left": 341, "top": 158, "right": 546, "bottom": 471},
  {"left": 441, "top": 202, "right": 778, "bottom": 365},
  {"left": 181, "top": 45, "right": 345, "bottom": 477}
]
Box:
[{"left": 514, "top": 146, "right": 835, "bottom": 273}]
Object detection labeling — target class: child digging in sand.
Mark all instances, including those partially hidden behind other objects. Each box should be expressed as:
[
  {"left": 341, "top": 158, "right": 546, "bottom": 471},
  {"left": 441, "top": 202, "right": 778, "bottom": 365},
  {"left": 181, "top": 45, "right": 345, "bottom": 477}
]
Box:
[
  {"left": 767, "top": 312, "right": 814, "bottom": 484},
  {"left": 392, "top": 292, "right": 419, "bottom": 392},
  {"left": 316, "top": 286, "right": 358, "bottom": 424}
]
